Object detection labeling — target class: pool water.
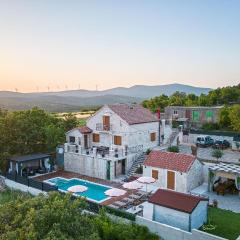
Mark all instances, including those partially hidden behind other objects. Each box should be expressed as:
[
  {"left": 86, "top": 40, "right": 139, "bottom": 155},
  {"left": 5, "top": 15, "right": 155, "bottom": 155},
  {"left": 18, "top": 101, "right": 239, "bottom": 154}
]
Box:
[{"left": 46, "top": 177, "right": 111, "bottom": 203}]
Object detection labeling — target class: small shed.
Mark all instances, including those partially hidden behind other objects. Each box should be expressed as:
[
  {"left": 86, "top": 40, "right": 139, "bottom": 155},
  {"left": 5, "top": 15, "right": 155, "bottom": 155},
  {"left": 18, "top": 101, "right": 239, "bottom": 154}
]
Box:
[
  {"left": 8, "top": 153, "right": 52, "bottom": 177},
  {"left": 149, "top": 189, "right": 208, "bottom": 231}
]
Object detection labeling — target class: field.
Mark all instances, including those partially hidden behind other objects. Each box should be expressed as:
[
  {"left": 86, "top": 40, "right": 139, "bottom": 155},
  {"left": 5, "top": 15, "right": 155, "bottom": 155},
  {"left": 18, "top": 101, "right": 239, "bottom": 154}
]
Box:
[{"left": 201, "top": 207, "right": 240, "bottom": 240}]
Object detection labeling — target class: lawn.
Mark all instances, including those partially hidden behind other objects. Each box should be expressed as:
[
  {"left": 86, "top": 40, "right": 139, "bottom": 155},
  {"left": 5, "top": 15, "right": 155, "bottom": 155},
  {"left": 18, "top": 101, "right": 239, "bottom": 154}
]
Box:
[
  {"left": 0, "top": 189, "right": 31, "bottom": 205},
  {"left": 201, "top": 207, "right": 240, "bottom": 240}
]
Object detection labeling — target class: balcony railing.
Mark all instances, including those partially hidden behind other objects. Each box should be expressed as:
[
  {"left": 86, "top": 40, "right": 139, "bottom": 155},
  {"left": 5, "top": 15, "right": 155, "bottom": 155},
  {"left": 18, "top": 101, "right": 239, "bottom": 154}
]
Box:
[{"left": 96, "top": 123, "right": 113, "bottom": 131}]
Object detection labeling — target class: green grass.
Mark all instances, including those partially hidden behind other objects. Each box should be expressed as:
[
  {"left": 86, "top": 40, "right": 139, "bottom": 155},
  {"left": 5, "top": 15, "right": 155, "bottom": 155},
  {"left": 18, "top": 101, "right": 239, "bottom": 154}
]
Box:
[
  {"left": 0, "top": 189, "right": 32, "bottom": 205},
  {"left": 201, "top": 207, "right": 240, "bottom": 240}
]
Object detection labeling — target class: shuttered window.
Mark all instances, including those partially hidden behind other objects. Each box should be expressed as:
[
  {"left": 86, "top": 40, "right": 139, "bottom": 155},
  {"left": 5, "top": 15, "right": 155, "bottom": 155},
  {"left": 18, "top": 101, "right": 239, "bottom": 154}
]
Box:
[
  {"left": 150, "top": 132, "right": 156, "bottom": 142},
  {"left": 152, "top": 170, "right": 158, "bottom": 180},
  {"left": 93, "top": 133, "right": 100, "bottom": 143},
  {"left": 114, "top": 135, "right": 122, "bottom": 145}
]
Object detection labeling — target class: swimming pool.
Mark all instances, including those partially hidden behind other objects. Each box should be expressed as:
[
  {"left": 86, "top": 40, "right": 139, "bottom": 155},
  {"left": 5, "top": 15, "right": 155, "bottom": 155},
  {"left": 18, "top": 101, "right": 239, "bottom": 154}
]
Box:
[{"left": 45, "top": 177, "right": 112, "bottom": 203}]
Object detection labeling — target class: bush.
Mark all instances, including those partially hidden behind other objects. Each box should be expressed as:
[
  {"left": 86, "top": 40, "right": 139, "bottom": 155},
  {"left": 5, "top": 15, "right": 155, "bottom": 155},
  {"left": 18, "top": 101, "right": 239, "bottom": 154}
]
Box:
[
  {"left": 202, "top": 123, "right": 220, "bottom": 130},
  {"left": 167, "top": 146, "right": 179, "bottom": 153},
  {"left": 135, "top": 166, "right": 143, "bottom": 174}
]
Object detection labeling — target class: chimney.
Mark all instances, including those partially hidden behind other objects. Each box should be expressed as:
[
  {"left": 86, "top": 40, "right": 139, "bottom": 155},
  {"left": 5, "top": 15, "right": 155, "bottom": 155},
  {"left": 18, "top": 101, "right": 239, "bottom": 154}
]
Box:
[{"left": 191, "top": 145, "right": 198, "bottom": 156}]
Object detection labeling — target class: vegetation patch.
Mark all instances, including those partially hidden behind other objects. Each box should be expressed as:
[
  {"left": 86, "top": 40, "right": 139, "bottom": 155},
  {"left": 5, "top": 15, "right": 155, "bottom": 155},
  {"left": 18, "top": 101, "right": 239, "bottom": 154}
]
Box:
[
  {"left": 0, "top": 191, "right": 159, "bottom": 240},
  {"left": 201, "top": 207, "right": 240, "bottom": 240}
]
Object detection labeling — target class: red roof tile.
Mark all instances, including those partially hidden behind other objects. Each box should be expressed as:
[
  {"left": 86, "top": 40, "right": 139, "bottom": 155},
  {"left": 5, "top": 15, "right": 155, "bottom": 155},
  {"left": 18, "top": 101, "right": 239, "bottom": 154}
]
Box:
[
  {"left": 108, "top": 104, "right": 158, "bottom": 125},
  {"left": 78, "top": 126, "right": 92, "bottom": 134},
  {"left": 149, "top": 189, "right": 208, "bottom": 213},
  {"left": 144, "top": 151, "right": 196, "bottom": 173}
]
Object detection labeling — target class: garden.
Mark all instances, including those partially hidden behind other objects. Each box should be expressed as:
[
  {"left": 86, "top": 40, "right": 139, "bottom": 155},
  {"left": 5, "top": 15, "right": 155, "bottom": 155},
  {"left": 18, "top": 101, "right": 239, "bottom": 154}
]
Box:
[{"left": 201, "top": 207, "right": 240, "bottom": 240}]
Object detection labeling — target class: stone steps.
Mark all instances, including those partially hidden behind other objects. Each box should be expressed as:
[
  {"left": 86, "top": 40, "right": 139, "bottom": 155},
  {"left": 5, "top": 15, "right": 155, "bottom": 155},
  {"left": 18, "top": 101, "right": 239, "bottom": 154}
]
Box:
[{"left": 126, "top": 153, "right": 146, "bottom": 177}]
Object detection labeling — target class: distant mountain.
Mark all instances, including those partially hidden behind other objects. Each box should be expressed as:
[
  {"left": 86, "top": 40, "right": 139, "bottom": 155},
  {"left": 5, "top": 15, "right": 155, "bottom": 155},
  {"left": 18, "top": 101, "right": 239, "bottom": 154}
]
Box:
[
  {"left": 0, "top": 83, "right": 212, "bottom": 112},
  {"left": 30, "top": 83, "right": 211, "bottom": 98}
]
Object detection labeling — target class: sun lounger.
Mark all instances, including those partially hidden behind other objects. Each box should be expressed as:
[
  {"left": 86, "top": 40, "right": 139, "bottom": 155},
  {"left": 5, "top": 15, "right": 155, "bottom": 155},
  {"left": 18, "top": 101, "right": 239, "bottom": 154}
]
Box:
[{"left": 108, "top": 204, "right": 120, "bottom": 209}]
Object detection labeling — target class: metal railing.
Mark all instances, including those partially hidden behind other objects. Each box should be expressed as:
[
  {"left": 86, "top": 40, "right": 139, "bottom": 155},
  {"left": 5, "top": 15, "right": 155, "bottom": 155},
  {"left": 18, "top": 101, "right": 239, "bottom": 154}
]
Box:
[{"left": 96, "top": 123, "right": 113, "bottom": 131}]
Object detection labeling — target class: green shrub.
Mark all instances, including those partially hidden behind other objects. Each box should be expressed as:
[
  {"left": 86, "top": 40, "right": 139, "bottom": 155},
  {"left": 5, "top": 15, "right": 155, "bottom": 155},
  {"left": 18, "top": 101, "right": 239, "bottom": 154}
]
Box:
[{"left": 167, "top": 146, "right": 179, "bottom": 153}]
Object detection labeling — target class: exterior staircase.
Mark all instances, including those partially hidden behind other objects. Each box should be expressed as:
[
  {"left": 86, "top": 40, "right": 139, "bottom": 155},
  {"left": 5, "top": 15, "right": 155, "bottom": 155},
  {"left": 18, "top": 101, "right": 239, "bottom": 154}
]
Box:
[
  {"left": 126, "top": 152, "right": 146, "bottom": 178},
  {"left": 165, "top": 130, "right": 179, "bottom": 147}
]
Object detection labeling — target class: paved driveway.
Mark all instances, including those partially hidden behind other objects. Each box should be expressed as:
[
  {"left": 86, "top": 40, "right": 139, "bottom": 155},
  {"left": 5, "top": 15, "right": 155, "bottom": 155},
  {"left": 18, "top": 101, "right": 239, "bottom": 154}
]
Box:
[{"left": 179, "top": 144, "right": 240, "bottom": 164}]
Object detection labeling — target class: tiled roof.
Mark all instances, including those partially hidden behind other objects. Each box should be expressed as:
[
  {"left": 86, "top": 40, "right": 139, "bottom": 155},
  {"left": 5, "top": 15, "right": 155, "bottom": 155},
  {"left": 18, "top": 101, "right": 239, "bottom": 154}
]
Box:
[
  {"left": 144, "top": 151, "right": 196, "bottom": 173},
  {"left": 149, "top": 189, "right": 208, "bottom": 213},
  {"left": 78, "top": 126, "right": 92, "bottom": 134},
  {"left": 108, "top": 104, "right": 158, "bottom": 125}
]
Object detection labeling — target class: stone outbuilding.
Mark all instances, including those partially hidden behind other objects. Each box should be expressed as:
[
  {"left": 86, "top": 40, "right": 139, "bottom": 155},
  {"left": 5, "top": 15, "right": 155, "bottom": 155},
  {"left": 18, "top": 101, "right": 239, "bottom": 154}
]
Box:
[
  {"left": 143, "top": 151, "right": 203, "bottom": 193},
  {"left": 149, "top": 189, "right": 208, "bottom": 231}
]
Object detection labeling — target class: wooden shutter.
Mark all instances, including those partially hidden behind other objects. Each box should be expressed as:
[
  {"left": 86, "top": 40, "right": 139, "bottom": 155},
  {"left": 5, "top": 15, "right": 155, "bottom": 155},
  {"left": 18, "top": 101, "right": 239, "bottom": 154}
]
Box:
[
  {"left": 114, "top": 135, "right": 122, "bottom": 145},
  {"left": 93, "top": 133, "right": 100, "bottom": 143},
  {"left": 167, "top": 171, "right": 175, "bottom": 190},
  {"left": 150, "top": 132, "right": 156, "bottom": 142},
  {"left": 103, "top": 116, "right": 110, "bottom": 130},
  {"left": 152, "top": 169, "right": 158, "bottom": 180}
]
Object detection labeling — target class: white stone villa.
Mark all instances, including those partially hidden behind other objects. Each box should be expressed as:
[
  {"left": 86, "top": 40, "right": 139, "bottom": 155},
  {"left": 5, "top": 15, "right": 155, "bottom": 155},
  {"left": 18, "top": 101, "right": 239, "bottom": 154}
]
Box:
[
  {"left": 143, "top": 151, "right": 203, "bottom": 193},
  {"left": 64, "top": 104, "right": 164, "bottom": 180}
]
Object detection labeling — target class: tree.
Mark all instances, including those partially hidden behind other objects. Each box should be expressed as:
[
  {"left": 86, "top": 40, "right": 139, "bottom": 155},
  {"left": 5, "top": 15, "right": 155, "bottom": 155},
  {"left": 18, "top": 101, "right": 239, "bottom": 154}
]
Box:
[
  {"left": 219, "top": 106, "right": 231, "bottom": 129},
  {"left": 0, "top": 191, "right": 159, "bottom": 240},
  {"left": 212, "top": 149, "right": 223, "bottom": 162},
  {"left": 229, "top": 105, "right": 240, "bottom": 131}
]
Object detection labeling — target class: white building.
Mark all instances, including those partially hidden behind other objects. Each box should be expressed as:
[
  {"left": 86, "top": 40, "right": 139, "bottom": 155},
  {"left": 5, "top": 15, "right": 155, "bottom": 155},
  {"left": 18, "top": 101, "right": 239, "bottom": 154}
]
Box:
[
  {"left": 64, "top": 104, "right": 162, "bottom": 180},
  {"left": 143, "top": 151, "right": 203, "bottom": 193},
  {"left": 148, "top": 189, "right": 208, "bottom": 231}
]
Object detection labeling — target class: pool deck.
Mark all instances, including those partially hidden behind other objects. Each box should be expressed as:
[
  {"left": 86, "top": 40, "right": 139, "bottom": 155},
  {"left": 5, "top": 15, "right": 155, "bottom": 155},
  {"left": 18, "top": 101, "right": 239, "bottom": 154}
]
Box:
[{"left": 33, "top": 170, "right": 138, "bottom": 206}]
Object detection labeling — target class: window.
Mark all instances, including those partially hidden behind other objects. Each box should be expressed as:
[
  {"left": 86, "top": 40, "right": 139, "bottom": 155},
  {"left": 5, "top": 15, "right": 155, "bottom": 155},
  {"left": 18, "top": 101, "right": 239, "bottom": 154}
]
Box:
[
  {"left": 206, "top": 110, "right": 213, "bottom": 120},
  {"left": 150, "top": 132, "right": 156, "bottom": 142},
  {"left": 114, "top": 135, "right": 122, "bottom": 145},
  {"left": 173, "top": 110, "right": 178, "bottom": 114},
  {"left": 69, "top": 136, "right": 75, "bottom": 143},
  {"left": 93, "top": 133, "right": 100, "bottom": 143},
  {"left": 192, "top": 111, "right": 200, "bottom": 121},
  {"left": 152, "top": 169, "right": 158, "bottom": 180},
  {"left": 103, "top": 115, "right": 110, "bottom": 130}
]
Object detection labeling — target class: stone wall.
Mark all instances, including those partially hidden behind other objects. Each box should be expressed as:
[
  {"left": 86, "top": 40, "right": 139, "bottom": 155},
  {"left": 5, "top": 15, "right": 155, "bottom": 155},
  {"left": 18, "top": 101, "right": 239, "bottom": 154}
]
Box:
[
  {"left": 64, "top": 152, "right": 107, "bottom": 179},
  {"left": 136, "top": 216, "right": 228, "bottom": 240}
]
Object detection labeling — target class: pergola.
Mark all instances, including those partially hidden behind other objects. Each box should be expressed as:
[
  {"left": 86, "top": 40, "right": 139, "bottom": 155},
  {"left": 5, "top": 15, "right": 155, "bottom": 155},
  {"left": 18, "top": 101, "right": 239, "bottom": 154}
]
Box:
[
  {"left": 8, "top": 153, "right": 51, "bottom": 176},
  {"left": 208, "top": 163, "right": 240, "bottom": 192}
]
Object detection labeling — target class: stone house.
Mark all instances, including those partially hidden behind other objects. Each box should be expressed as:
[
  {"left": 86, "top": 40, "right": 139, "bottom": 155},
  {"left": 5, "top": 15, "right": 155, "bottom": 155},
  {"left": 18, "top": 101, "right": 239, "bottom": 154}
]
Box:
[
  {"left": 64, "top": 104, "right": 162, "bottom": 180},
  {"left": 164, "top": 106, "right": 223, "bottom": 128},
  {"left": 143, "top": 151, "right": 203, "bottom": 193},
  {"left": 149, "top": 189, "right": 208, "bottom": 231}
]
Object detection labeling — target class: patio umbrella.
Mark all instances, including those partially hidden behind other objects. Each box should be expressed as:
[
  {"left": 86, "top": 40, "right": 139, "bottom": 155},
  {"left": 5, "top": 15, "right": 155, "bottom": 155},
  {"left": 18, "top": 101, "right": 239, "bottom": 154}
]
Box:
[
  {"left": 137, "top": 176, "right": 156, "bottom": 192},
  {"left": 122, "top": 181, "right": 144, "bottom": 205},
  {"left": 105, "top": 188, "right": 127, "bottom": 197},
  {"left": 122, "top": 181, "right": 143, "bottom": 190},
  {"left": 67, "top": 185, "right": 88, "bottom": 193}
]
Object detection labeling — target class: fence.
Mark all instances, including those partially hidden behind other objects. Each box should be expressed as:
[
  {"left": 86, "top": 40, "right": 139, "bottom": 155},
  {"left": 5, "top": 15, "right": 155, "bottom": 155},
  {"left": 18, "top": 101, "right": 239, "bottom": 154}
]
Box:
[
  {"left": 3, "top": 173, "right": 58, "bottom": 192},
  {"left": 190, "top": 129, "right": 239, "bottom": 137}
]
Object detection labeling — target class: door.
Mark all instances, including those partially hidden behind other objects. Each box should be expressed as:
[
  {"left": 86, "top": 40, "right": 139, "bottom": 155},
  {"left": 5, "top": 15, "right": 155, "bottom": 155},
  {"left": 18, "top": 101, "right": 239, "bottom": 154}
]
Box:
[
  {"left": 84, "top": 135, "right": 88, "bottom": 149},
  {"left": 103, "top": 116, "right": 110, "bottom": 130},
  {"left": 167, "top": 171, "right": 175, "bottom": 190}
]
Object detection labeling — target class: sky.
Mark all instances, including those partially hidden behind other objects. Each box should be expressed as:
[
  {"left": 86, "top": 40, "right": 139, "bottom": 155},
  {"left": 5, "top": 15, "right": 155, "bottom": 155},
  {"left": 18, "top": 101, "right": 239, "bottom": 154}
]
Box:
[{"left": 0, "top": 0, "right": 239, "bottom": 92}]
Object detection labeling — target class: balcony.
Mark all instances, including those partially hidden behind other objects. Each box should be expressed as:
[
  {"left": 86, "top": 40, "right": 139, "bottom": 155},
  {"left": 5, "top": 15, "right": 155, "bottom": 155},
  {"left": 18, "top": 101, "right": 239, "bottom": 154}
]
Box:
[
  {"left": 96, "top": 123, "right": 113, "bottom": 132},
  {"left": 64, "top": 143, "right": 127, "bottom": 160}
]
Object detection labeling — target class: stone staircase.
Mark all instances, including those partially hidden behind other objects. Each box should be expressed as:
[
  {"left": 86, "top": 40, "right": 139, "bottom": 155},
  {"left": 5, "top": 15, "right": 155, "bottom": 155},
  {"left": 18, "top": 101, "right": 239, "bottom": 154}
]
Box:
[
  {"left": 165, "top": 130, "right": 179, "bottom": 147},
  {"left": 126, "top": 152, "right": 146, "bottom": 178}
]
